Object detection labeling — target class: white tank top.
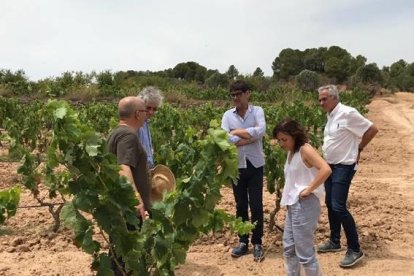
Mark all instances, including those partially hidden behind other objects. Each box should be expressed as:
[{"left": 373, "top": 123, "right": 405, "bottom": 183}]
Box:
[{"left": 281, "top": 147, "right": 325, "bottom": 207}]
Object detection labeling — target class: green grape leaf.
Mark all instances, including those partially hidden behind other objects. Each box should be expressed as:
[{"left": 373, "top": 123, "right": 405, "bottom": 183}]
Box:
[
  {"left": 191, "top": 209, "right": 209, "bottom": 228},
  {"left": 54, "top": 107, "right": 67, "bottom": 119},
  {"left": 0, "top": 186, "right": 21, "bottom": 224}
]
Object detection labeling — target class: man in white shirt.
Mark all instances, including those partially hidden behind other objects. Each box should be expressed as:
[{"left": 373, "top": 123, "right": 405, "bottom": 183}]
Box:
[
  {"left": 317, "top": 85, "right": 378, "bottom": 268},
  {"left": 221, "top": 80, "right": 266, "bottom": 262}
]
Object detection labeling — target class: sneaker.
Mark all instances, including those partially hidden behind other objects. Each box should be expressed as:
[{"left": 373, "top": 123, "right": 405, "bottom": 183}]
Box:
[
  {"left": 317, "top": 240, "right": 341, "bottom": 253},
  {"left": 231, "top": 242, "right": 248, "bottom": 257},
  {"left": 253, "top": 244, "right": 265, "bottom": 262},
  {"left": 339, "top": 249, "right": 364, "bottom": 268}
]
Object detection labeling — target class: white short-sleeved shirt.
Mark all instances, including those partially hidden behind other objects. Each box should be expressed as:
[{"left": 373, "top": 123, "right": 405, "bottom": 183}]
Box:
[{"left": 322, "top": 103, "right": 372, "bottom": 165}]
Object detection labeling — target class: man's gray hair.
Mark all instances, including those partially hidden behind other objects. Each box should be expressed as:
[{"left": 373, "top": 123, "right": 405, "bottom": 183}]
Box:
[
  {"left": 318, "top": 84, "right": 340, "bottom": 101},
  {"left": 137, "top": 86, "right": 164, "bottom": 107}
]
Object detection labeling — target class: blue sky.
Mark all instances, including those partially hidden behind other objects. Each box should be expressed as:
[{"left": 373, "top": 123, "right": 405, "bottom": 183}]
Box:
[{"left": 1, "top": 0, "right": 413, "bottom": 80}]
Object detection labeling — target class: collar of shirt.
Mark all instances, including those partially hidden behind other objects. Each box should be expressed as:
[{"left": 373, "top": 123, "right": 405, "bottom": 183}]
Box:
[
  {"left": 328, "top": 102, "right": 342, "bottom": 117},
  {"left": 232, "top": 105, "right": 252, "bottom": 116}
]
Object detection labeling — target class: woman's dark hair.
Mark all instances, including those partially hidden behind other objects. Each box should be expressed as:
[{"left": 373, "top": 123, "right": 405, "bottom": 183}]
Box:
[{"left": 272, "top": 118, "right": 308, "bottom": 153}]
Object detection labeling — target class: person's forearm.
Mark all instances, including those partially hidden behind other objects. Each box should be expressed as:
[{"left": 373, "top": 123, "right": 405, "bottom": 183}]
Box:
[
  {"left": 120, "top": 164, "right": 142, "bottom": 202},
  {"left": 307, "top": 165, "right": 331, "bottom": 193},
  {"left": 230, "top": 128, "right": 251, "bottom": 139},
  {"left": 359, "top": 124, "right": 379, "bottom": 151},
  {"left": 235, "top": 138, "right": 254, "bottom": 146}
]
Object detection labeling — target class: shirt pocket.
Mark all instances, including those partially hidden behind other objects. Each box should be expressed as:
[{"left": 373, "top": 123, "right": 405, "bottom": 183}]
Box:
[{"left": 328, "top": 119, "right": 347, "bottom": 134}]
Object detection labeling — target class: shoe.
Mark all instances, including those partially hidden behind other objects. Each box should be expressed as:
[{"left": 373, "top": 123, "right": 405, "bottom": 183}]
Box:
[
  {"left": 253, "top": 244, "right": 265, "bottom": 262},
  {"left": 317, "top": 240, "right": 341, "bottom": 253},
  {"left": 231, "top": 242, "right": 248, "bottom": 257},
  {"left": 339, "top": 249, "right": 364, "bottom": 268}
]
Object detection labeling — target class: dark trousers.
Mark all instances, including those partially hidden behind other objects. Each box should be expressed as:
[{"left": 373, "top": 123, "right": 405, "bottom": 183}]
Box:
[
  {"left": 111, "top": 217, "right": 143, "bottom": 275},
  {"left": 232, "top": 160, "right": 264, "bottom": 245},
  {"left": 324, "top": 163, "right": 360, "bottom": 252}
]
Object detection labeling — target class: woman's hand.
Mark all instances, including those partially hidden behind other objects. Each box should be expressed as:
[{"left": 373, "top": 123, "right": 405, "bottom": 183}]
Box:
[{"left": 299, "top": 188, "right": 311, "bottom": 199}]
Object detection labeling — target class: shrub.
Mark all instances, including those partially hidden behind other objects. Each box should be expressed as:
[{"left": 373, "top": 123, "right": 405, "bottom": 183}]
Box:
[{"left": 295, "top": 69, "right": 321, "bottom": 91}]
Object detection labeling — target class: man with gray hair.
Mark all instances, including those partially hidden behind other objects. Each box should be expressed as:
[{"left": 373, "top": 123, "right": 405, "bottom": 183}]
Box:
[
  {"left": 137, "top": 86, "right": 164, "bottom": 169},
  {"left": 317, "top": 85, "right": 378, "bottom": 268}
]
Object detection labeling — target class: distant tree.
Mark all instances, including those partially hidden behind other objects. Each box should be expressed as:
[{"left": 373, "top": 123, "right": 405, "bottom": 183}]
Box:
[
  {"left": 354, "top": 63, "right": 384, "bottom": 84},
  {"left": 303, "top": 47, "right": 326, "bottom": 72},
  {"left": 73, "top": 71, "right": 92, "bottom": 86},
  {"left": 272, "top": 48, "right": 304, "bottom": 80},
  {"left": 173, "top": 61, "right": 207, "bottom": 83},
  {"left": 97, "top": 70, "right": 114, "bottom": 87},
  {"left": 400, "top": 62, "right": 414, "bottom": 92},
  {"left": 226, "top": 65, "right": 239, "bottom": 80},
  {"left": 60, "top": 71, "right": 75, "bottom": 87},
  {"left": 389, "top": 59, "right": 407, "bottom": 77},
  {"left": 350, "top": 55, "right": 367, "bottom": 74},
  {"left": 195, "top": 67, "right": 207, "bottom": 83},
  {"left": 0, "top": 69, "right": 29, "bottom": 95},
  {"left": 387, "top": 59, "right": 408, "bottom": 90},
  {"left": 172, "top": 63, "right": 190, "bottom": 80},
  {"left": 206, "top": 69, "right": 218, "bottom": 79},
  {"left": 205, "top": 72, "right": 229, "bottom": 88},
  {"left": 49, "top": 71, "right": 75, "bottom": 96},
  {"left": 295, "top": 69, "right": 321, "bottom": 91},
  {"left": 96, "top": 70, "right": 121, "bottom": 96},
  {"left": 323, "top": 46, "right": 353, "bottom": 82},
  {"left": 253, "top": 67, "right": 264, "bottom": 78}
]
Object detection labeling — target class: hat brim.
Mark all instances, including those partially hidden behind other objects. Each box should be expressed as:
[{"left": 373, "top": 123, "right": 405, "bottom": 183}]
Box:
[{"left": 150, "top": 165, "right": 176, "bottom": 202}]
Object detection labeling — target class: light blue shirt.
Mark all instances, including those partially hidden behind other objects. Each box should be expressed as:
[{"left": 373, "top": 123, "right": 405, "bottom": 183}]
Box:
[
  {"left": 221, "top": 105, "right": 266, "bottom": 168},
  {"left": 137, "top": 120, "right": 154, "bottom": 168}
]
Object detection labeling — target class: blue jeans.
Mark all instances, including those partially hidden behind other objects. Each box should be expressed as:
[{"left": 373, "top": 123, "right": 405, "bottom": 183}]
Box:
[
  {"left": 232, "top": 160, "right": 264, "bottom": 245},
  {"left": 325, "top": 163, "right": 360, "bottom": 252}
]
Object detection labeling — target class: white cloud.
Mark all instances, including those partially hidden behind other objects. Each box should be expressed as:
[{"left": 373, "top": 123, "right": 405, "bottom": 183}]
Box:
[{"left": 1, "top": 0, "right": 413, "bottom": 80}]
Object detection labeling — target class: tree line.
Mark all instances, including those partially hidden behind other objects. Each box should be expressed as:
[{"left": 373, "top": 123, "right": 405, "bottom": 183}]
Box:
[{"left": 1, "top": 45, "right": 413, "bottom": 100}]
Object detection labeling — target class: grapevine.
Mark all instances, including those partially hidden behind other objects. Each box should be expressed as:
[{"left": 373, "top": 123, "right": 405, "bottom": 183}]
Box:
[{"left": 17, "top": 100, "right": 253, "bottom": 275}]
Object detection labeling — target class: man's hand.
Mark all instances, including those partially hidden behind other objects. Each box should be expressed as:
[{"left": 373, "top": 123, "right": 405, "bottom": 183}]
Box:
[
  {"left": 235, "top": 138, "right": 252, "bottom": 146},
  {"left": 137, "top": 203, "right": 150, "bottom": 220}
]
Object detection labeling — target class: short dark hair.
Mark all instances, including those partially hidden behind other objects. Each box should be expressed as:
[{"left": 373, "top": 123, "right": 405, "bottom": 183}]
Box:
[
  {"left": 272, "top": 118, "right": 308, "bottom": 153},
  {"left": 229, "top": 80, "right": 250, "bottom": 92}
]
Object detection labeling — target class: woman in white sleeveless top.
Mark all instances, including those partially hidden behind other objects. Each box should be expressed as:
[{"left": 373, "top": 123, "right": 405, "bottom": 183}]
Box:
[{"left": 273, "top": 119, "right": 331, "bottom": 276}]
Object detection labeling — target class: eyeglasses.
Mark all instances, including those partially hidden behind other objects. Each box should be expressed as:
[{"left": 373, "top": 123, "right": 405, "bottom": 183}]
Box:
[
  {"left": 136, "top": 109, "right": 148, "bottom": 113},
  {"left": 146, "top": 106, "right": 158, "bottom": 112},
  {"left": 230, "top": 91, "right": 245, "bottom": 98}
]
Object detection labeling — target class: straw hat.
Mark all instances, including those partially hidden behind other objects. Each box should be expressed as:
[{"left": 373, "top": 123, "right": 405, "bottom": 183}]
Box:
[{"left": 150, "top": 164, "right": 176, "bottom": 202}]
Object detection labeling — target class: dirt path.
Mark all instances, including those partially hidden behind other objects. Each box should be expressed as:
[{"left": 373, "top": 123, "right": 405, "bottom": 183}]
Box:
[{"left": 1, "top": 93, "right": 414, "bottom": 275}]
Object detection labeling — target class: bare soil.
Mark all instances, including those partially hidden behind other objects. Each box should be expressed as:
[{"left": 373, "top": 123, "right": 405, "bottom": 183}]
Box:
[{"left": 1, "top": 92, "right": 414, "bottom": 276}]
